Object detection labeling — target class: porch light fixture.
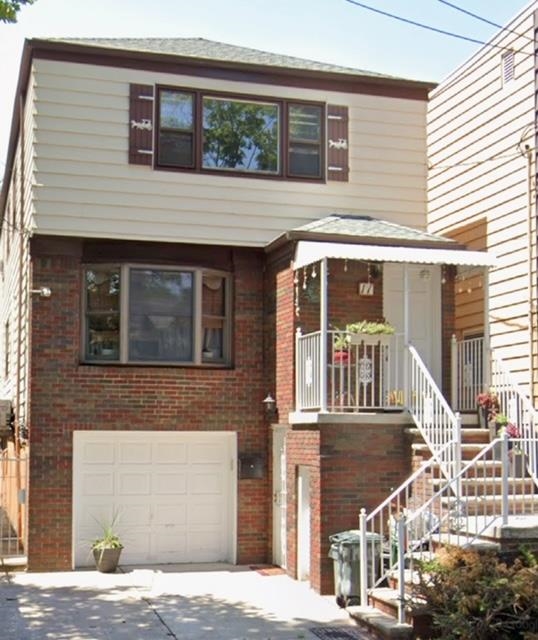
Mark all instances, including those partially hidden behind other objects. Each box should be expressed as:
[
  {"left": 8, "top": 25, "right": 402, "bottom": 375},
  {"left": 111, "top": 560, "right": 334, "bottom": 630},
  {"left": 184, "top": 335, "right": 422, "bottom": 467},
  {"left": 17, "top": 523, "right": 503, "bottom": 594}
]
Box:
[
  {"left": 30, "top": 287, "right": 52, "bottom": 298},
  {"left": 263, "top": 393, "right": 278, "bottom": 420}
]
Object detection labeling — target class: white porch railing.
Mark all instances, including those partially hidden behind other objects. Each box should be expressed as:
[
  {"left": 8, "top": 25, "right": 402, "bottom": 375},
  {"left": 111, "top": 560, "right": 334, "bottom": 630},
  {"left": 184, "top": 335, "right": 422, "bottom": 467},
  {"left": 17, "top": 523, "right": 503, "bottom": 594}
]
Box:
[
  {"left": 407, "top": 344, "right": 461, "bottom": 481},
  {"left": 451, "top": 335, "right": 484, "bottom": 412},
  {"left": 490, "top": 352, "right": 538, "bottom": 489},
  {"left": 360, "top": 435, "right": 538, "bottom": 622},
  {"left": 295, "top": 329, "right": 404, "bottom": 412}
]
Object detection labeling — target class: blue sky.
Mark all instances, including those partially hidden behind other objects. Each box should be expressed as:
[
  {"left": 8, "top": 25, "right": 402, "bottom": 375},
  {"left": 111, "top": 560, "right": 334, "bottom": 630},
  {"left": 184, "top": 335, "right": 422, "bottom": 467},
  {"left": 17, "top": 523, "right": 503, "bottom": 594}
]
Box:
[{"left": 0, "top": 0, "right": 531, "bottom": 168}]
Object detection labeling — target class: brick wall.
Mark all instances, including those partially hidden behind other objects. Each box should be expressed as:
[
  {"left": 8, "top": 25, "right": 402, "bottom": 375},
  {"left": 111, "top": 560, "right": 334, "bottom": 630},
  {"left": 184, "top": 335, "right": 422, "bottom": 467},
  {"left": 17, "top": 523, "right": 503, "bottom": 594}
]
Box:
[
  {"left": 285, "top": 419, "right": 412, "bottom": 594},
  {"left": 28, "top": 237, "right": 269, "bottom": 570}
]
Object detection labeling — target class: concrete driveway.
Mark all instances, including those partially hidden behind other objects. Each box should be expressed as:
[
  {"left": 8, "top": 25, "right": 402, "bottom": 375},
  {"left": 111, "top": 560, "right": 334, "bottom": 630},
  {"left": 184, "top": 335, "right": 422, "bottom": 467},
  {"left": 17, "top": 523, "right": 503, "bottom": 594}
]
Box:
[{"left": 0, "top": 563, "right": 367, "bottom": 639}]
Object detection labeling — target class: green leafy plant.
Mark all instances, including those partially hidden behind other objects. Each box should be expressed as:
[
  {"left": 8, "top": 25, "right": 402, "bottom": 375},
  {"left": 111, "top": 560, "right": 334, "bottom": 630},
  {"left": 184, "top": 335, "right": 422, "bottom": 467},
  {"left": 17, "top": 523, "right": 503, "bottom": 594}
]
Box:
[
  {"left": 91, "top": 518, "right": 123, "bottom": 551},
  {"left": 345, "top": 319, "right": 395, "bottom": 335},
  {"left": 411, "top": 546, "right": 538, "bottom": 639}
]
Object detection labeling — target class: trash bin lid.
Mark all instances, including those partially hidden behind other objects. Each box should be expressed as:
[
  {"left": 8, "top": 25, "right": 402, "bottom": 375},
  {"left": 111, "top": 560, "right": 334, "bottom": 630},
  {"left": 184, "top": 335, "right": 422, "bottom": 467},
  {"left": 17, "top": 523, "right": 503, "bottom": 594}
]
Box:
[{"left": 329, "top": 529, "right": 382, "bottom": 544}]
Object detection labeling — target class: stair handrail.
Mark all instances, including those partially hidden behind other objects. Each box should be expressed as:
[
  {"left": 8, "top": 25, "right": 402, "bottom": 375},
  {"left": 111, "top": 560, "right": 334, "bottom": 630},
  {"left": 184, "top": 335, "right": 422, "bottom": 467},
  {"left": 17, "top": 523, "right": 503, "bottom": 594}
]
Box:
[
  {"left": 360, "top": 441, "right": 456, "bottom": 607},
  {"left": 490, "top": 350, "right": 538, "bottom": 489},
  {"left": 385, "top": 435, "right": 538, "bottom": 623},
  {"left": 406, "top": 344, "right": 461, "bottom": 481}
]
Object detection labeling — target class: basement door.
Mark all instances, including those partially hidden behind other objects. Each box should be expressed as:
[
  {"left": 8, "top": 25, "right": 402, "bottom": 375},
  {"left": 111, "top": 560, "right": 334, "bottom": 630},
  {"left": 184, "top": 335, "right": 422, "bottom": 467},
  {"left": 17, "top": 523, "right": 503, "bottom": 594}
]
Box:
[{"left": 72, "top": 431, "right": 236, "bottom": 568}]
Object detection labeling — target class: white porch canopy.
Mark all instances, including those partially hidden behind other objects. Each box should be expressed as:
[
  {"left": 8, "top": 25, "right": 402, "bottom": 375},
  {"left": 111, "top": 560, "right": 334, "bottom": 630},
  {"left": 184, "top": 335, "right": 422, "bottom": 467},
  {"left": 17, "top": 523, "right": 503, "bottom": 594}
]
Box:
[
  {"left": 293, "top": 240, "right": 497, "bottom": 270},
  {"left": 292, "top": 240, "right": 496, "bottom": 414}
]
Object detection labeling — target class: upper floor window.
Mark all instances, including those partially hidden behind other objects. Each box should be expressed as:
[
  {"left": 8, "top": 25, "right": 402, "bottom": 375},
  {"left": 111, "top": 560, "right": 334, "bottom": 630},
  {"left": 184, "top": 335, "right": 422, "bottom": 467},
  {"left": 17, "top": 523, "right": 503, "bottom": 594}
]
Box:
[
  {"left": 83, "top": 265, "right": 231, "bottom": 366},
  {"left": 156, "top": 88, "right": 323, "bottom": 180}
]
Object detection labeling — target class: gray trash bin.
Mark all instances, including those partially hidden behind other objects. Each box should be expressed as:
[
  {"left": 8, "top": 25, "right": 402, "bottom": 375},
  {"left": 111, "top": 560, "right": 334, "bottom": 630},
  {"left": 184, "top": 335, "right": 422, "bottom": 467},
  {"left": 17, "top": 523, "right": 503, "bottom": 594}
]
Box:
[{"left": 329, "top": 529, "right": 382, "bottom": 607}]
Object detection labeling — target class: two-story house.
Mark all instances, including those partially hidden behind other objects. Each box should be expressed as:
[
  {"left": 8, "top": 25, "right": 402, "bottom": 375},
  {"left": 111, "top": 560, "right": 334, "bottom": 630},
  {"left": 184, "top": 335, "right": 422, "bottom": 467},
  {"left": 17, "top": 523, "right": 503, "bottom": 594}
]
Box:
[
  {"left": 0, "top": 37, "right": 495, "bottom": 596},
  {"left": 428, "top": 2, "right": 538, "bottom": 402}
]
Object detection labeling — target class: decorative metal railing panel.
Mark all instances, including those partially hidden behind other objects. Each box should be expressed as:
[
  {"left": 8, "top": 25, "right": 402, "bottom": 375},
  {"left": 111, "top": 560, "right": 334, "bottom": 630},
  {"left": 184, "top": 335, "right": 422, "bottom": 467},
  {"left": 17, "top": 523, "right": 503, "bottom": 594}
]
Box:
[{"left": 295, "top": 330, "right": 404, "bottom": 412}]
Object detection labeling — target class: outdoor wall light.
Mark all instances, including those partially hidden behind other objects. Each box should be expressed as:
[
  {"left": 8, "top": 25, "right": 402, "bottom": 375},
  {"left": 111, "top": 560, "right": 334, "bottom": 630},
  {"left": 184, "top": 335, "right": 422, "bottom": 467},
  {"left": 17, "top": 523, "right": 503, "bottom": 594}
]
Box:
[
  {"left": 30, "top": 287, "right": 52, "bottom": 298},
  {"left": 263, "top": 393, "right": 278, "bottom": 420}
]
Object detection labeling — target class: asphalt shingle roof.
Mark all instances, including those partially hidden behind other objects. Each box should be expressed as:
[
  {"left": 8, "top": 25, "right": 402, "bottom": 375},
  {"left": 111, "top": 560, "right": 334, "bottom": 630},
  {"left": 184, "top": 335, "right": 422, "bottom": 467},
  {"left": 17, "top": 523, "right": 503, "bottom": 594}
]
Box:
[
  {"left": 294, "top": 214, "right": 454, "bottom": 245},
  {"left": 49, "top": 37, "right": 413, "bottom": 81}
]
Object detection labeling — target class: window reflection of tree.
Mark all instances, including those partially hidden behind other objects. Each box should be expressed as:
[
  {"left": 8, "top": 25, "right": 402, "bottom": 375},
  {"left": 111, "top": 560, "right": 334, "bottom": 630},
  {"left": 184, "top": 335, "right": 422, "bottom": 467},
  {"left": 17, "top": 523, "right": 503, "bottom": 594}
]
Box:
[{"left": 129, "top": 269, "right": 193, "bottom": 361}]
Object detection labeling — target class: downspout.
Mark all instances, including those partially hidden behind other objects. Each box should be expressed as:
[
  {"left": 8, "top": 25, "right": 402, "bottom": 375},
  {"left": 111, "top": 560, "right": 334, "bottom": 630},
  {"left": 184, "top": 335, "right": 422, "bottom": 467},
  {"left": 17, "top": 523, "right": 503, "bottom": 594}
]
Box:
[
  {"left": 525, "top": 145, "right": 535, "bottom": 402},
  {"left": 319, "top": 258, "right": 328, "bottom": 413},
  {"left": 15, "top": 92, "right": 27, "bottom": 546}
]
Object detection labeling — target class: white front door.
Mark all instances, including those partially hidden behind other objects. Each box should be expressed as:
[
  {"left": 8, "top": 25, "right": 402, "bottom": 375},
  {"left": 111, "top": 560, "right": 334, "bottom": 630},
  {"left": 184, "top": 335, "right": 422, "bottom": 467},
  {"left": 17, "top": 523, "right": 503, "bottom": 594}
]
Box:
[
  {"left": 73, "top": 431, "right": 236, "bottom": 567},
  {"left": 272, "top": 426, "right": 287, "bottom": 568},
  {"left": 383, "top": 263, "right": 442, "bottom": 385}
]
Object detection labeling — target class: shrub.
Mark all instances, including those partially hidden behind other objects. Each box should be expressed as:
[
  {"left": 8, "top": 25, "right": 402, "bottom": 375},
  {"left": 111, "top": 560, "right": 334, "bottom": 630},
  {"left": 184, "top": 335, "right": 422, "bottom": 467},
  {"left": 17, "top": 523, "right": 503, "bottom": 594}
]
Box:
[{"left": 411, "top": 546, "right": 538, "bottom": 640}]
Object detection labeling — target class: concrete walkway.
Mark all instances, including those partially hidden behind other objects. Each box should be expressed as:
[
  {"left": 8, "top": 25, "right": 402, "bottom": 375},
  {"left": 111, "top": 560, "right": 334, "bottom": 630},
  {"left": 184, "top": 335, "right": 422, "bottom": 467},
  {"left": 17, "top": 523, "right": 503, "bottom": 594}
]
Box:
[{"left": 0, "top": 563, "right": 368, "bottom": 640}]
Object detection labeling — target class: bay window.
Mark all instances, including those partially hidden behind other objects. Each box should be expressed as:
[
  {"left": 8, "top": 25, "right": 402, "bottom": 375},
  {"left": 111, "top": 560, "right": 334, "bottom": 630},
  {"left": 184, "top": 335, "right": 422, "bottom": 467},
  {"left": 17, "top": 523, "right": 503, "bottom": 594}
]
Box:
[{"left": 84, "top": 265, "right": 231, "bottom": 365}]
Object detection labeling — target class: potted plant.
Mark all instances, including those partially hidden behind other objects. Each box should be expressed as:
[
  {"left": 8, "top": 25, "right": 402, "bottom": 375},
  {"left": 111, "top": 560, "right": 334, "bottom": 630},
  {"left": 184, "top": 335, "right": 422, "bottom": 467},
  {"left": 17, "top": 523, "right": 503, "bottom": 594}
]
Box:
[
  {"left": 476, "top": 390, "right": 500, "bottom": 430},
  {"left": 332, "top": 326, "right": 353, "bottom": 365},
  {"left": 345, "top": 319, "right": 395, "bottom": 337},
  {"left": 91, "top": 519, "right": 123, "bottom": 573}
]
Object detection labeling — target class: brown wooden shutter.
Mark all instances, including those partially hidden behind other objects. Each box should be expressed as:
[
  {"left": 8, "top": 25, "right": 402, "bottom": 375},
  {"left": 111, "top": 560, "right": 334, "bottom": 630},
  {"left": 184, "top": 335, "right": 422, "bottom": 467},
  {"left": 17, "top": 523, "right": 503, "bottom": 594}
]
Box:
[
  {"left": 129, "top": 84, "right": 154, "bottom": 166},
  {"left": 327, "top": 105, "right": 349, "bottom": 181}
]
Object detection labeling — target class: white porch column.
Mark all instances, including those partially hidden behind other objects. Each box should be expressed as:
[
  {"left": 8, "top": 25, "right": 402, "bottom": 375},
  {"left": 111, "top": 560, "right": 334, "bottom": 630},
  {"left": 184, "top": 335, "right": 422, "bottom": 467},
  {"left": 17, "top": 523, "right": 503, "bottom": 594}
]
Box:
[
  {"left": 483, "top": 266, "right": 491, "bottom": 392},
  {"left": 320, "top": 257, "right": 328, "bottom": 413},
  {"left": 403, "top": 265, "right": 410, "bottom": 403}
]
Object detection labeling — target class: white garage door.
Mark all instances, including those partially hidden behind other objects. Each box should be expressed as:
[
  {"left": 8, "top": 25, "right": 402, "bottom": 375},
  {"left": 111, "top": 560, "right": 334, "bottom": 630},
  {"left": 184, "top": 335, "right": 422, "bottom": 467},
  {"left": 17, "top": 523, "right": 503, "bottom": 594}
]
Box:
[{"left": 73, "top": 431, "right": 236, "bottom": 568}]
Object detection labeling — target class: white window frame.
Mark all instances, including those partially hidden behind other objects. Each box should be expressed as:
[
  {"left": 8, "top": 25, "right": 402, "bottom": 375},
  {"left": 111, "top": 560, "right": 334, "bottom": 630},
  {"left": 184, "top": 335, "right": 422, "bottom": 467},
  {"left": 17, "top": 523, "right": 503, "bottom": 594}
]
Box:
[{"left": 81, "top": 263, "right": 232, "bottom": 366}]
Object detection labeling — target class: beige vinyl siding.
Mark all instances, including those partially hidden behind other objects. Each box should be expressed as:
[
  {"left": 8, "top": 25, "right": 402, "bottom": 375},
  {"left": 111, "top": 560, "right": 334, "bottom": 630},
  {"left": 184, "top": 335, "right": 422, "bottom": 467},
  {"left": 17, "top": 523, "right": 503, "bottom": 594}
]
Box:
[
  {"left": 31, "top": 59, "right": 428, "bottom": 245},
  {"left": 428, "top": 5, "right": 536, "bottom": 390},
  {"left": 0, "top": 71, "right": 34, "bottom": 436}
]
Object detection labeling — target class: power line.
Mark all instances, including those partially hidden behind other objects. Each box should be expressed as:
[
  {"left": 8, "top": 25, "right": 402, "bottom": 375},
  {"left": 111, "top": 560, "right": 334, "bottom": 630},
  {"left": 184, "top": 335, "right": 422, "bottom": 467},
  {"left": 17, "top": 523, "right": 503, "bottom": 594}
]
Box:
[
  {"left": 436, "top": 0, "right": 534, "bottom": 43},
  {"left": 343, "top": 0, "right": 520, "bottom": 52}
]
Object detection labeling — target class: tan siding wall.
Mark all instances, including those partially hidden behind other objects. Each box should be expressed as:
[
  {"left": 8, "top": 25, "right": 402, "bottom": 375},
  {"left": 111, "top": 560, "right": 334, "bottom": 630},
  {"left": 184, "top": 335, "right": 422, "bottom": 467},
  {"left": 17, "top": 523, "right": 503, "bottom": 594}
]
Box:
[
  {"left": 31, "top": 59, "right": 428, "bottom": 245},
  {"left": 427, "top": 6, "right": 536, "bottom": 390},
  {"left": 0, "top": 69, "right": 34, "bottom": 442}
]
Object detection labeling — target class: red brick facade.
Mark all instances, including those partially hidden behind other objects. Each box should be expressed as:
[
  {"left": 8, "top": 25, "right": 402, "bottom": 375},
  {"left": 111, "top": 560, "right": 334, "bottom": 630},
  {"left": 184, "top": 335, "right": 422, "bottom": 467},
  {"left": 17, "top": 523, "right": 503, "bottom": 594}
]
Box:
[
  {"left": 26, "top": 234, "right": 454, "bottom": 592},
  {"left": 28, "top": 237, "right": 269, "bottom": 570},
  {"left": 285, "top": 420, "right": 412, "bottom": 594}
]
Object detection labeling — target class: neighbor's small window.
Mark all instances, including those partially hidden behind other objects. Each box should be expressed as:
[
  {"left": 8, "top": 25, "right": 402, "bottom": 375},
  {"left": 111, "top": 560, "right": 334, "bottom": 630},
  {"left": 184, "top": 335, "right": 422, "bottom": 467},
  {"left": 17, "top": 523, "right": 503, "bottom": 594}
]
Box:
[
  {"left": 502, "top": 50, "right": 515, "bottom": 85},
  {"left": 83, "top": 265, "right": 231, "bottom": 365}
]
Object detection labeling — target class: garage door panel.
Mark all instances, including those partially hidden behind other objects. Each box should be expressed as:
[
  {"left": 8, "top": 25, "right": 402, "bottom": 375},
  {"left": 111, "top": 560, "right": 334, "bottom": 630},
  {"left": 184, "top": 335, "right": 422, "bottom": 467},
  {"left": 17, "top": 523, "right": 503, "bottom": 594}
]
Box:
[
  {"left": 119, "top": 443, "right": 152, "bottom": 464},
  {"left": 82, "top": 443, "right": 115, "bottom": 464},
  {"left": 190, "top": 502, "right": 223, "bottom": 526},
  {"left": 73, "top": 431, "right": 235, "bottom": 567},
  {"left": 190, "top": 469, "right": 223, "bottom": 494},
  {"left": 154, "top": 503, "right": 187, "bottom": 525},
  {"left": 120, "top": 503, "right": 152, "bottom": 526},
  {"left": 189, "top": 443, "right": 225, "bottom": 463},
  {"left": 153, "top": 472, "right": 187, "bottom": 494},
  {"left": 82, "top": 473, "right": 115, "bottom": 496},
  {"left": 154, "top": 442, "right": 188, "bottom": 463},
  {"left": 118, "top": 472, "right": 151, "bottom": 495}
]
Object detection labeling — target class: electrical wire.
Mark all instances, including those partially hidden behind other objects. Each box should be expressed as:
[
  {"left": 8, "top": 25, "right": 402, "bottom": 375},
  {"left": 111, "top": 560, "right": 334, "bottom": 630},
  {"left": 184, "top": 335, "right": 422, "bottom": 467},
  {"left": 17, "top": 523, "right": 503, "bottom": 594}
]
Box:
[
  {"left": 343, "top": 0, "right": 524, "bottom": 52},
  {"left": 436, "top": 0, "right": 534, "bottom": 43}
]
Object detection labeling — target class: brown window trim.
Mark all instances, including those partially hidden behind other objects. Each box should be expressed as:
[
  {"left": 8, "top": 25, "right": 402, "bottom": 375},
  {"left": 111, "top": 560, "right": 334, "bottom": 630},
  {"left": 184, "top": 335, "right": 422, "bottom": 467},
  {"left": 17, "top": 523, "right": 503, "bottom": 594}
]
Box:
[
  {"left": 80, "top": 263, "right": 233, "bottom": 367},
  {"left": 155, "top": 85, "right": 326, "bottom": 183}
]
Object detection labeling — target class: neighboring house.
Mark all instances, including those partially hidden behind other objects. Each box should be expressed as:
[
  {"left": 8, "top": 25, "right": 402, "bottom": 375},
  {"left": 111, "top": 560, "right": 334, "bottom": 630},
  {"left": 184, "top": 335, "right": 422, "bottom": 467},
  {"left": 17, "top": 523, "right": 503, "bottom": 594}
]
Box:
[
  {"left": 428, "top": 2, "right": 538, "bottom": 399},
  {"left": 0, "top": 37, "right": 495, "bottom": 597}
]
